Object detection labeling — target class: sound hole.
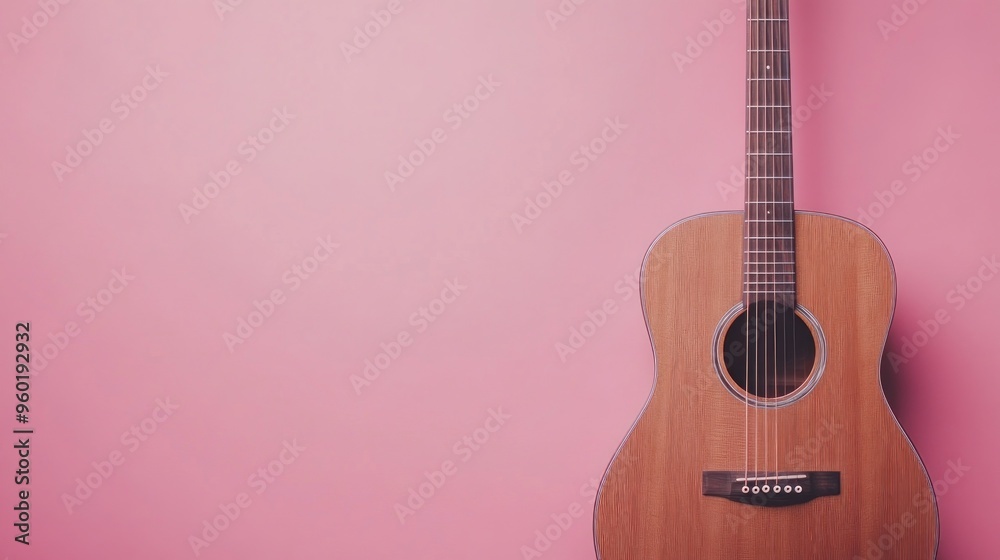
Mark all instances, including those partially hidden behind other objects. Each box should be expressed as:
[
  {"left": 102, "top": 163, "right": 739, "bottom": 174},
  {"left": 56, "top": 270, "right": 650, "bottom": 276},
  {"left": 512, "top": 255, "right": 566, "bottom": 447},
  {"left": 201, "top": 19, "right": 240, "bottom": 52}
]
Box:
[{"left": 721, "top": 302, "right": 816, "bottom": 399}]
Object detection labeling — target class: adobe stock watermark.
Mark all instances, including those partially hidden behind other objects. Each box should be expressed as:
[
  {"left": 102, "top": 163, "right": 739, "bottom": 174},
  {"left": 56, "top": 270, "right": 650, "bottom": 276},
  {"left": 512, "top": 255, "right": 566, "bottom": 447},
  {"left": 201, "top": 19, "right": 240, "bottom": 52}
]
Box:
[
  {"left": 673, "top": 4, "right": 740, "bottom": 72},
  {"left": 385, "top": 75, "right": 501, "bottom": 192},
  {"left": 727, "top": 416, "right": 845, "bottom": 532},
  {"left": 785, "top": 418, "right": 844, "bottom": 470},
  {"left": 511, "top": 116, "right": 628, "bottom": 233},
  {"left": 61, "top": 397, "right": 179, "bottom": 514},
  {"left": 554, "top": 249, "right": 669, "bottom": 363},
  {"left": 853, "top": 458, "right": 969, "bottom": 560},
  {"left": 223, "top": 235, "right": 340, "bottom": 353},
  {"left": 543, "top": 0, "right": 592, "bottom": 31},
  {"left": 188, "top": 439, "right": 306, "bottom": 556},
  {"left": 179, "top": 107, "right": 295, "bottom": 223},
  {"left": 684, "top": 299, "right": 797, "bottom": 404},
  {"left": 6, "top": 0, "right": 73, "bottom": 54},
  {"left": 878, "top": 0, "right": 933, "bottom": 41},
  {"left": 51, "top": 65, "right": 169, "bottom": 183},
  {"left": 341, "top": 0, "right": 409, "bottom": 63},
  {"left": 394, "top": 407, "right": 511, "bottom": 524},
  {"left": 856, "top": 126, "right": 959, "bottom": 227},
  {"left": 887, "top": 254, "right": 999, "bottom": 372},
  {"left": 213, "top": 0, "right": 250, "bottom": 21},
  {"left": 34, "top": 267, "right": 136, "bottom": 373},
  {"left": 351, "top": 278, "right": 467, "bottom": 394},
  {"left": 519, "top": 477, "right": 600, "bottom": 559},
  {"left": 718, "top": 84, "right": 835, "bottom": 201},
  {"left": 554, "top": 298, "right": 623, "bottom": 363}
]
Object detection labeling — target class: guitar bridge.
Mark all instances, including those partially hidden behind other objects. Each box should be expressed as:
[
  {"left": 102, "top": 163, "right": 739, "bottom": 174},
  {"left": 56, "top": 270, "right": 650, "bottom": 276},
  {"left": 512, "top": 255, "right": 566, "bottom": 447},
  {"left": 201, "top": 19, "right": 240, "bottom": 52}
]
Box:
[{"left": 702, "top": 471, "right": 840, "bottom": 507}]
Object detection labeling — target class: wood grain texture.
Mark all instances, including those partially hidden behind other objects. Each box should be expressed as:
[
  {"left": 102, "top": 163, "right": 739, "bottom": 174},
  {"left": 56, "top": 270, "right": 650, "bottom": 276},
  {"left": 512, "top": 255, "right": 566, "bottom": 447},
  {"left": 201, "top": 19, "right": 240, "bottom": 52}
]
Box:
[{"left": 593, "top": 211, "right": 938, "bottom": 559}]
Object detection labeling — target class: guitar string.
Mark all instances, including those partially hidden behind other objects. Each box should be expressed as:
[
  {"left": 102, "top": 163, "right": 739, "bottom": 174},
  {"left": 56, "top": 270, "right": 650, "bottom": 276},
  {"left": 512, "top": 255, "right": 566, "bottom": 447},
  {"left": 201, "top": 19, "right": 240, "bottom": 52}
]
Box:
[
  {"left": 771, "top": 0, "right": 794, "bottom": 492},
  {"left": 769, "top": 0, "right": 776, "bottom": 491},
  {"left": 754, "top": 0, "right": 770, "bottom": 490},
  {"left": 743, "top": 0, "right": 752, "bottom": 489},
  {"left": 752, "top": 0, "right": 761, "bottom": 490},
  {"left": 760, "top": 0, "right": 769, "bottom": 491},
  {"left": 774, "top": 0, "right": 794, "bottom": 492},
  {"left": 750, "top": 0, "right": 756, "bottom": 489},
  {"left": 753, "top": 3, "right": 767, "bottom": 486},
  {"left": 782, "top": 0, "right": 795, "bottom": 487},
  {"left": 750, "top": 3, "right": 756, "bottom": 490},
  {"left": 766, "top": 0, "right": 775, "bottom": 492},
  {"left": 763, "top": 0, "right": 771, "bottom": 489},
  {"left": 775, "top": 0, "right": 784, "bottom": 489},
  {"left": 768, "top": 0, "right": 777, "bottom": 489},
  {"left": 760, "top": 0, "right": 767, "bottom": 489}
]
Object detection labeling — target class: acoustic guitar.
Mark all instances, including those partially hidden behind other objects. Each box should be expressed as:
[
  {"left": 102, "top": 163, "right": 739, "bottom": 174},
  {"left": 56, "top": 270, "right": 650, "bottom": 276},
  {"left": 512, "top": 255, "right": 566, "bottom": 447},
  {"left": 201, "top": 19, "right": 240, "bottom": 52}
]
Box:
[{"left": 592, "top": 1, "right": 939, "bottom": 558}]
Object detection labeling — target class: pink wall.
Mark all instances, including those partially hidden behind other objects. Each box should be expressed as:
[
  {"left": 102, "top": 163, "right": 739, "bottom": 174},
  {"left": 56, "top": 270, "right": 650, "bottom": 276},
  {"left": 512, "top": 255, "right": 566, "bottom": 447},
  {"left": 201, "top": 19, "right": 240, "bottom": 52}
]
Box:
[{"left": 0, "top": 0, "right": 996, "bottom": 558}]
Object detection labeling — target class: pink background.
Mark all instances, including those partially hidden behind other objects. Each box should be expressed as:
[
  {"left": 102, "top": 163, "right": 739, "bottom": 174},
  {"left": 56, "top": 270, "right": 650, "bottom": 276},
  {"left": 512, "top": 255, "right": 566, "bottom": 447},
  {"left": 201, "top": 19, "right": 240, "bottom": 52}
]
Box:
[{"left": 1, "top": 0, "right": 998, "bottom": 558}]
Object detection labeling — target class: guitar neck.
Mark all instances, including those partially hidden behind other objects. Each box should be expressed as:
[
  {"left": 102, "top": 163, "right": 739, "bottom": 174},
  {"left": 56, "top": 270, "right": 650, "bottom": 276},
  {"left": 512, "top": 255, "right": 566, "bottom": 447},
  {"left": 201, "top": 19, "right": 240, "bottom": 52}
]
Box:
[{"left": 744, "top": 0, "right": 795, "bottom": 309}]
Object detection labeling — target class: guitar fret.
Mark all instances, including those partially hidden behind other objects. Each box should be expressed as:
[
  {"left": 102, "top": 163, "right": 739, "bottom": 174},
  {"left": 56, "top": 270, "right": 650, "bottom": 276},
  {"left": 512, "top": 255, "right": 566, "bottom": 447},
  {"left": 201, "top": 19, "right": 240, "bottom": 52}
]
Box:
[{"left": 747, "top": 236, "right": 793, "bottom": 239}]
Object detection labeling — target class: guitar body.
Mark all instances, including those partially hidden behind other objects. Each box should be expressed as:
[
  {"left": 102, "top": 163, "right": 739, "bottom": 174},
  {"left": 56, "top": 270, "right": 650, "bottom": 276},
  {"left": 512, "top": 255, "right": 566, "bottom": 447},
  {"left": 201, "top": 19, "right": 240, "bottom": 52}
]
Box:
[{"left": 593, "top": 211, "right": 938, "bottom": 559}]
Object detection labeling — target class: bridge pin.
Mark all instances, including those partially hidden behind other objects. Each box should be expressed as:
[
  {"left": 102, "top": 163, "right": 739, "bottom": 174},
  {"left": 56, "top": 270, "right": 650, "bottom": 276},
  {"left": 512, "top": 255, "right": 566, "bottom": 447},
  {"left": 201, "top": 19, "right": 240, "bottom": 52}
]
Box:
[
  {"left": 742, "top": 486, "right": 750, "bottom": 494},
  {"left": 784, "top": 485, "right": 792, "bottom": 493},
  {"left": 794, "top": 485, "right": 803, "bottom": 493},
  {"left": 774, "top": 485, "right": 781, "bottom": 493},
  {"left": 752, "top": 486, "right": 760, "bottom": 494},
  {"left": 762, "top": 485, "right": 770, "bottom": 492}
]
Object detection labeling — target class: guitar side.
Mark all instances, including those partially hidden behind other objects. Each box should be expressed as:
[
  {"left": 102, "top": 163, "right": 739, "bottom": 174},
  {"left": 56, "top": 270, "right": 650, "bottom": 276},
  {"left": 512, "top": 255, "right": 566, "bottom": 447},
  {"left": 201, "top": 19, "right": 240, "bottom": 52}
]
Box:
[{"left": 593, "top": 211, "right": 938, "bottom": 559}]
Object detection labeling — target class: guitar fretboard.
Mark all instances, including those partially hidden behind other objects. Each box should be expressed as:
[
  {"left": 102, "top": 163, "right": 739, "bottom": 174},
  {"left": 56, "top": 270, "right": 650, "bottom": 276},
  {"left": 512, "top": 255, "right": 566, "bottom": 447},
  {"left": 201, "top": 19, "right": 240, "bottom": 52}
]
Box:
[{"left": 744, "top": 0, "right": 795, "bottom": 309}]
